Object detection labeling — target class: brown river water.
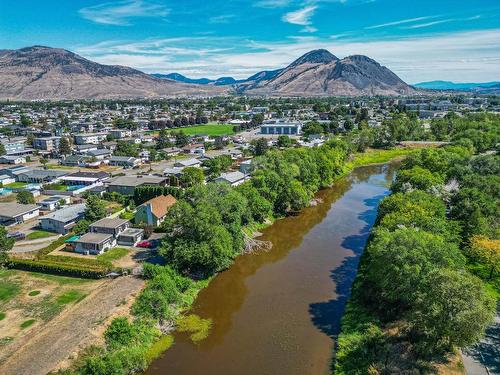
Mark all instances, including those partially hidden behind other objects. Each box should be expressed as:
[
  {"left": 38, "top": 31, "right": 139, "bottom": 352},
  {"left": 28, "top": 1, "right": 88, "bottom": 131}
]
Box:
[{"left": 145, "top": 163, "right": 397, "bottom": 375}]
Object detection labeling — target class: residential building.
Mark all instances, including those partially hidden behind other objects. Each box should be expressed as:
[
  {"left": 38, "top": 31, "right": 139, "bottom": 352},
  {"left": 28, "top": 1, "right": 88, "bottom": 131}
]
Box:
[
  {"left": 74, "top": 232, "right": 116, "bottom": 255},
  {"left": 0, "top": 155, "right": 26, "bottom": 164},
  {"left": 87, "top": 149, "right": 112, "bottom": 160},
  {"left": 60, "top": 171, "right": 109, "bottom": 186},
  {"left": 0, "top": 137, "right": 26, "bottom": 154},
  {"left": 61, "top": 155, "right": 87, "bottom": 167},
  {"left": 108, "top": 156, "right": 141, "bottom": 168},
  {"left": 108, "top": 175, "right": 167, "bottom": 195},
  {"left": 109, "top": 129, "right": 132, "bottom": 139},
  {"left": 38, "top": 195, "right": 71, "bottom": 211},
  {"left": 89, "top": 217, "right": 130, "bottom": 237},
  {"left": 117, "top": 228, "right": 144, "bottom": 246},
  {"left": 260, "top": 121, "right": 302, "bottom": 135},
  {"left": 135, "top": 194, "right": 177, "bottom": 227},
  {"left": 173, "top": 158, "right": 201, "bottom": 168},
  {"left": 0, "top": 174, "right": 15, "bottom": 186},
  {"left": 74, "top": 133, "right": 108, "bottom": 145},
  {"left": 17, "top": 169, "right": 69, "bottom": 184},
  {"left": 0, "top": 203, "right": 39, "bottom": 225},
  {"left": 39, "top": 203, "right": 86, "bottom": 233},
  {"left": 213, "top": 171, "right": 247, "bottom": 186},
  {"left": 33, "top": 136, "right": 61, "bottom": 151}
]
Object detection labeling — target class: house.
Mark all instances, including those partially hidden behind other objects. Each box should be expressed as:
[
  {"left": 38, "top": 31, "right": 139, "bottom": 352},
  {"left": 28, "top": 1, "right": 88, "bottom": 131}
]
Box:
[
  {"left": 89, "top": 217, "right": 130, "bottom": 237},
  {"left": 0, "top": 155, "right": 26, "bottom": 164},
  {"left": 108, "top": 175, "right": 167, "bottom": 195},
  {"left": 117, "top": 228, "right": 144, "bottom": 246},
  {"left": 61, "top": 155, "right": 87, "bottom": 167},
  {"left": 74, "top": 133, "right": 108, "bottom": 145},
  {"left": 0, "top": 137, "right": 27, "bottom": 155},
  {"left": 135, "top": 194, "right": 177, "bottom": 227},
  {"left": 33, "top": 136, "right": 61, "bottom": 151},
  {"left": 182, "top": 143, "right": 205, "bottom": 155},
  {"left": 239, "top": 159, "right": 253, "bottom": 175},
  {"left": 0, "top": 203, "right": 40, "bottom": 225},
  {"left": 213, "top": 171, "right": 247, "bottom": 186},
  {"left": 38, "top": 195, "right": 71, "bottom": 211},
  {"left": 74, "top": 232, "right": 116, "bottom": 255},
  {"left": 173, "top": 158, "right": 201, "bottom": 168},
  {"left": 60, "top": 171, "right": 110, "bottom": 186},
  {"left": 39, "top": 203, "right": 86, "bottom": 234},
  {"left": 17, "top": 169, "right": 69, "bottom": 184},
  {"left": 162, "top": 147, "right": 181, "bottom": 157},
  {"left": 0, "top": 174, "right": 15, "bottom": 186},
  {"left": 87, "top": 149, "right": 112, "bottom": 160},
  {"left": 109, "top": 129, "right": 132, "bottom": 139},
  {"left": 76, "top": 144, "right": 99, "bottom": 154},
  {"left": 108, "top": 156, "right": 141, "bottom": 168}
]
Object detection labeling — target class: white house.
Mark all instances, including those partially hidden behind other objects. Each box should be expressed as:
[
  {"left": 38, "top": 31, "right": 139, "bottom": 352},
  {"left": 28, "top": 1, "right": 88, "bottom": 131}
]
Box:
[{"left": 0, "top": 203, "right": 39, "bottom": 225}]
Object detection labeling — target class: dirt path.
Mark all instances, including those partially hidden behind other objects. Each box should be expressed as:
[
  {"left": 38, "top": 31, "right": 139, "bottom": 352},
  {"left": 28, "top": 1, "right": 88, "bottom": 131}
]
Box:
[{"left": 0, "top": 275, "right": 145, "bottom": 375}]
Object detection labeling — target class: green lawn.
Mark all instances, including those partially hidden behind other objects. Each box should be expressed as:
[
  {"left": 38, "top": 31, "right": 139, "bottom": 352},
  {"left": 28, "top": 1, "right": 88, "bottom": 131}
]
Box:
[
  {"left": 20, "top": 319, "right": 36, "bottom": 329},
  {"left": 0, "top": 312, "right": 6, "bottom": 321},
  {"left": 0, "top": 280, "right": 20, "bottom": 302},
  {"left": 56, "top": 290, "right": 87, "bottom": 304},
  {"left": 352, "top": 148, "right": 418, "bottom": 168},
  {"left": 174, "top": 124, "right": 236, "bottom": 136},
  {"left": 43, "top": 184, "right": 68, "bottom": 191},
  {"left": 26, "top": 230, "right": 57, "bottom": 241},
  {"left": 97, "top": 247, "right": 130, "bottom": 263},
  {"left": 4, "top": 182, "right": 27, "bottom": 189}
]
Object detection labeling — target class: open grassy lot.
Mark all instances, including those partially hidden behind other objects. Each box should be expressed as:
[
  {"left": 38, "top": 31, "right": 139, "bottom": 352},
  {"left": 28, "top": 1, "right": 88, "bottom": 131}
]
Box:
[
  {"left": 4, "top": 182, "right": 27, "bottom": 189},
  {"left": 351, "top": 147, "right": 418, "bottom": 168},
  {"left": 173, "top": 124, "right": 235, "bottom": 136},
  {"left": 26, "top": 230, "right": 57, "bottom": 241},
  {"left": 96, "top": 247, "right": 130, "bottom": 263},
  {"left": 0, "top": 269, "right": 98, "bottom": 356}
]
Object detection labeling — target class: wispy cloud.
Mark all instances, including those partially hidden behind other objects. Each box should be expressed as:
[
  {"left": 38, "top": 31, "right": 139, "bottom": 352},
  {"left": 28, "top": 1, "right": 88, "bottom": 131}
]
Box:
[
  {"left": 403, "top": 18, "right": 456, "bottom": 29},
  {"left": 365, "top": 16, "right": 438, "bottom": 29},
  {"left": 282, "top": 5, "right": 317, "bottom": 26},
  {"left": 208, "top": 14, "right": 236, "bottom": 24},
  {"left": 79, "top": 0, "right": 169, "bottom": 26},
  {"left": 255, "top": 0, "right": 292, "bottom": 8},
  {"left": 76, "top": 29, "right": 500, "bottom": 83}
]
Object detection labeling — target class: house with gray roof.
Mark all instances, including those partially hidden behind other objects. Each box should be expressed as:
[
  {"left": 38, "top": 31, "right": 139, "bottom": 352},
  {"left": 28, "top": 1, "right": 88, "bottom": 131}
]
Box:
[
  {"left": 108, "top": 156, "right": 141, "bottom": 168},
  {"left": 108, "top": 175, "right": 167, "bottom": 195},
  {"left": 0, "top": 203, "right": 40, "bottom": 225},
  {"left": 74, "top": 232, "right": 116, "bottom": 255},
  {"left": 16, "top": 169, "right": 69, "bottom": 183},
  {"left": 213, "top": 171, "right": 247, "bottom": 186},
  {"left": 39, "top": 203, "right": 86, "bottom": 234}
]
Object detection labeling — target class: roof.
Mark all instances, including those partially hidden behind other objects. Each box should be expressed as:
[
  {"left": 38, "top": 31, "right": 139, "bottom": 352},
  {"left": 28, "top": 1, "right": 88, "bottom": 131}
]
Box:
[
  {"left": 109, "top": 175, "right": 166, "bottom": 187},
  {"left": 118, "top": 228, "right": 144, "bottom": 237},
  {"left": 0, "top": 203, "right": 39, "bottom": 218},
  {"left": 142, "top": 194, "right": 177, "bottom": 219},
  {"left": 40, "top": 204, "right": 86, "bottom": 222},
  {"left": 75, "top": 232, "right": 113, "bottom": 244},
  {"left": 19, "top": 169, "right": 70, "bottom": 179},
  {"left": 90, "top": 217, "right": 129, "bottom": 229},
  {"left": 88, "top": 149, "right": 111, "bottom": 156},
  {"left": 175, "top": 158, "right": 200, "bottom": 167},
  {"left": 0, "top": 155, "right": 24, "bottom": 160},
  {"left": 215, "top": 171, "right": 246, "bottom": 184},
  {"left": 67, "top": 171, "right": 110, "bottom": 179},
  {"left": 109, "top": 156, "right": 138, "bottom": 162}
]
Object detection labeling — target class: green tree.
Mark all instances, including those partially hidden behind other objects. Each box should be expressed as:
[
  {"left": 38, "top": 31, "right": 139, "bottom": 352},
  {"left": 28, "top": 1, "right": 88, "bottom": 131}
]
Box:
[
  {"left": 16, "top": 190, "right": 35, "bottom": 204},
  {"left": 392, "top": 166, "right": 444, "bottom": 192},
  {"left": 0, "top": 225, "right": 15, "bottom": 264},
  {"left": 85, "top": 195, "right": 107, "bottom": 222},
  {"left": 114, "top": 141, "right": 138, "bottom": 157},
  {"left": 104, "top": 317, "right": 135, "bottom": 349},
  {"left": 59, "top": 137, "right": 71, "bottom": 155},
  {"left": 180, "top": 167, "right": 204, "bottom": 187},
  {"left": 0, "top": 143, "right": 5, "bottom": 156},
  {"left": 411, "top": 269, "right": 495, "bottom": 352},
  {"left": 277, "top": 135, "right": 292, "bottom": 148},
  {"left": 175, "top": 131, "right": 189, "bottom": 147},
  {"left": 73, "top": 219, "right": 90, "bottom": 235},
  {"left": 253, "top": 138, "right": 269, "bottom": 156}
]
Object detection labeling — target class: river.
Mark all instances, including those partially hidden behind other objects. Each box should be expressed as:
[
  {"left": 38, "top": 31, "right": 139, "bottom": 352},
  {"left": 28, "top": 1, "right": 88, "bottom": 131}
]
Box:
[{"left": 145, "top": 163, "right": 397, "bottom": 375}]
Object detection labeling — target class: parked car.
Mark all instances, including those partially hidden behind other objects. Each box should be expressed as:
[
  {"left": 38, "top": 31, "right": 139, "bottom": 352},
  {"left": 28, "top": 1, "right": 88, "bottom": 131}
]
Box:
[
  {"left": 136, "top": 240, "right": 153, "bottom": 248},
  {"left": 7, "top": 231, "right": 26, "bottom": 241}
]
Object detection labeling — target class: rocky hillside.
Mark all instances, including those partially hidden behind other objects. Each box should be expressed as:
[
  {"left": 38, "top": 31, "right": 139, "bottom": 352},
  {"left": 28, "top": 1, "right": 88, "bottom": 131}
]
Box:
[
  {"left": 243, "top": 49, "right": 414, "bottom": 96},
  {"left": 0, "top": 46, "right": 224, "bottom": 100}
]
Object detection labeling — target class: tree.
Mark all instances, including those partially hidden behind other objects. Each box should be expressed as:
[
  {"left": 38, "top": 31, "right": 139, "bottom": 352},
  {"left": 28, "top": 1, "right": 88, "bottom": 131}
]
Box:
[
  {"left": 16, "top": 190, "right": 35, "bottom": 204},
  {"left": 253, "top": 138, "right": 269, "bottom": 156},
  {"left": 175, "top": 131, "right": 189, "bottom": 147},
  {"left": 469, "top": 236, "right": 499, "bottom": 280},
  {"left": 0, "top": 143, "right": 5, "bottom": 156},
  {"left": 104, "top": 317, "right": 135, "bottom": 349},
  {"left": 236, "top": 182, "right": 272, "bottom": 223},
  {"left": 73, "top": 219, "right": 90, "bottom": 235},
  {"left": 59, "top": 137, "right": 71, "bottom": 155},
  {"left": 179, "top": 167, "right": 204, "bottom": 187},
  {"left": 392, "top": 166, "right": 444, "bottom": 193},
  {"left": 85, "top": 195, "right": 107, "bottom": 222},
  {"left": 114, "top": 140, "right": 138, "bottom": 157},
  {"left": 0, "top": 225, "right": 15, "bottom": 264},
  {"left": 277, "top": 135, "right": 292, "bottom": 148},
  {"left": 411, "top": 268, "right": 495, "bottom": 352},
  {"left": 156, "top": 129, "right": 173, "bottom": 150}
]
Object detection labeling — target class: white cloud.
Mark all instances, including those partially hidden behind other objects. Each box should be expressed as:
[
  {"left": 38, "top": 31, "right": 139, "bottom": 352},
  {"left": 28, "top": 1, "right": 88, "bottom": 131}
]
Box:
[
  {"left": 403, "top": 19, "right": 456, "bottom": 29},
  {"left": 76, "top": 29, "right": 500, "bottom": 82},
  {"left": 254, "top": 0, "right": 293, "bottom": 8},
  {"left": 79, "top": 0, "right": 169, "bottom": 26},
  {"left": 282, "top": 5, "right": 317, "bottom": 26},
  {"left": 365, "top": 16, "right": 438, "bottom": 29}
]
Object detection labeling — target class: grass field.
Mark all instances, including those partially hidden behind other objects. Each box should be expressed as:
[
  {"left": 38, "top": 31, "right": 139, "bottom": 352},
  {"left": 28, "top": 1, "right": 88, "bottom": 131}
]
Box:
[
  {"left": 26, "top": 230, "right": 57, "bottom": 241},
  {"left": 0, "top": 269, "right": 97, "bottom": 351},
  {"left": 172, "top": 124, "right": 235, "bottom": 136},
  {"left": 97, "top": 247, "right": 130, "bottom": 263},
  {"left": 4, "top": 182, "right": 27, "bottom": 189},
  {"left": 351, "top": 148, "right": 418, "bottom": 168}
]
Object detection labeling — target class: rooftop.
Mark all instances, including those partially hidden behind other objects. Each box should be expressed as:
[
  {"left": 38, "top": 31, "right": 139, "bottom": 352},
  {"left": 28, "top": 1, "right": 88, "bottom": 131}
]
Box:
[
  {"left": 141, "top": 194, "right": 177, "bottom": 219},
  {"left": 41, "top": 203, "right": 86, "bottom": 222},
  {"left": 90, "top": 217, "right": 129, "bottom": 229},
  {"left": 108, "top": 175, "right": 166, "bottom": 187},
  {"left": 0, "top": 202, "right": 39, "bottom": 218},
  {"left": 75, "top": 232, "right": 113, "bottom": 244}
]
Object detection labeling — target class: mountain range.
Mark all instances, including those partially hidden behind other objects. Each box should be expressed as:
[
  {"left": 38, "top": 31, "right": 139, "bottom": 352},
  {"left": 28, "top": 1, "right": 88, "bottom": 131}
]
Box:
[
  {"left": 413, "top": 80, "right": 500, "bottom": 93},
  {"left": 0, "top": 46, "right": 415, "bottom": 100}
]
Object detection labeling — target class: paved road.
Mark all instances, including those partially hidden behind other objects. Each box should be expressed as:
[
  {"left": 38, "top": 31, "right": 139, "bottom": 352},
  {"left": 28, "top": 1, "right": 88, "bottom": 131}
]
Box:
[
  {"left": 0, "top": 276, "right": 145, "bottom": 375},
  {"left": 462, "top": 314, "right": 500, "bottom": 375}
]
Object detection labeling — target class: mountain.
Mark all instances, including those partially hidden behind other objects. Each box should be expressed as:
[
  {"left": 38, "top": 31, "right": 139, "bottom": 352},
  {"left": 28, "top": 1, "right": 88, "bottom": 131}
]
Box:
[
  {"left": 0, "top": 46, "right": 225, "bottom": 100},
  {"left": 0, "top": 46, "right": 415, "bottom": 99},
  {"left": 414, "top": 80, "right": 500, "bottom": 91},
  {"left": 243, "top": 49, "right": 414, "bottom": 96},
  {"left": 154, "top": 69, "right": 283, "bottom": 86}
]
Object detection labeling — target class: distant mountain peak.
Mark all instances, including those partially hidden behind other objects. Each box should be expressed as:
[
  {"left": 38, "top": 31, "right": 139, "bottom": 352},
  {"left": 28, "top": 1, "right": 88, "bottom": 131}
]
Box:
[{"left": 288, "top": 49, "right": 338, "bottom": 67}]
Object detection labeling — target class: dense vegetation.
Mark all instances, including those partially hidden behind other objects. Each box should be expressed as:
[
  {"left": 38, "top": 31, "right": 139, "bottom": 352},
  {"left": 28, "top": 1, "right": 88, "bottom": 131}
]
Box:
[{"left": 335, "top": 145, "right": 498, "bottom": 374}]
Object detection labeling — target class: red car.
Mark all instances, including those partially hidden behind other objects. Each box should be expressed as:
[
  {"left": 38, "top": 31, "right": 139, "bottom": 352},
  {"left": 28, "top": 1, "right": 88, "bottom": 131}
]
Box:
[{"left": 136, "top": 240, "right": 152, "bottom": 248}]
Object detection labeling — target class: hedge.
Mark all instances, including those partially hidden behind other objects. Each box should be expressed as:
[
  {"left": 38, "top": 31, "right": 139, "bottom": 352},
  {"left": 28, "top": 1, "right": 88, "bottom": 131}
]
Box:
[{"left": 8, "top": 258, "right": 113, "bottom": 279}]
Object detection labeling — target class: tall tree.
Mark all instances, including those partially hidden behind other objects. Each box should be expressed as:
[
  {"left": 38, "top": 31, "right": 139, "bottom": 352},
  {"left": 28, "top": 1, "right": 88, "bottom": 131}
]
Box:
[
  {"left": 85, "top": 195, "right": 107, "bottom": 222},
  {"left": 16, "top": 190, "right": 35, "bottom": 204},
  {"left": 0, "top": 225, "right": 15, "bottom": 264},
  {"left": 59, "top": 137, "right": 71, "bottom": 155}
]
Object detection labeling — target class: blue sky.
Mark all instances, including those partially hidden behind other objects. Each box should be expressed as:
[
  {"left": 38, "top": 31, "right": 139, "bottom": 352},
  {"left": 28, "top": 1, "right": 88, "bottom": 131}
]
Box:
[{"left": 1, "top": 0, "right": 499, "bottom": 82}]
